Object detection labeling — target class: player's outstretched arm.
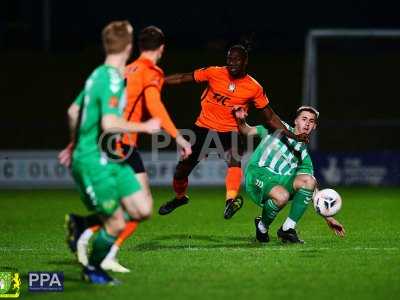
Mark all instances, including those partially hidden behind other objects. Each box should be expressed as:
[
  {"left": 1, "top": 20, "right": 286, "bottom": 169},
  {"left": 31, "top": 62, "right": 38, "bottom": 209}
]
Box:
[
  {"left": 102, "top": 115, "right": 161, "bottom": 134},
  {"left": 58, "top": 102, "right": 81, "bottom": 167},
  {"left": 67, "top": 103, "right": 80, "bottom": 141},
  {"left": 261, "top": 106, "right": 309, "bottom": 143},
  {"left": 164, "top": 72, "right": 194, "bottom": 85},
  {"left": 232, "top": 106, "right": 257, "bottom": 135}
]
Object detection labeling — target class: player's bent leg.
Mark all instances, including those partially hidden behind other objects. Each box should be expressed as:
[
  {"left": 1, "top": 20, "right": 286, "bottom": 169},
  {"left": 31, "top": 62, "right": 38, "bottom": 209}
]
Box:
[
  {"left": 83, "top": 208, "right": 125, "bottom": 285},
  {"left": 121, "top": 189, "right": 153, "bottom": 221},
  {"left": 159, "top": 159, "right": 197, "bottom": 215},
  {"left": 256, "top": 186, "right": 289, "bottom": 243},
  {"left": 101, "top": 221, "right": 138, "bottom": 273},
  {"left": 278, "top": 175, "right": 316, "bottom": 244},
  {"left": 159, "top": 126, "right": 207, "bottom": 216},
  {"left": 101, "top": 172, "right": 150, "bottom": 273}
]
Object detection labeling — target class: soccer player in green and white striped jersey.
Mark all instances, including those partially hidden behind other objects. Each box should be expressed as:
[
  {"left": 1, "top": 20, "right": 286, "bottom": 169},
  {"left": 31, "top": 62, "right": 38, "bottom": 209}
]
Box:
[{"left": 233, "top": 106, "right": 345, "bottom": 243}]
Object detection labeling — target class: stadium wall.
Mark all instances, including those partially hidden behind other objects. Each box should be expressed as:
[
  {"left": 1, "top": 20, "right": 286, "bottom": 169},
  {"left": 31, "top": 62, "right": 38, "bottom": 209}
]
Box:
[{"left": 0, "top": 151, "right": 399, "bottom": 189}]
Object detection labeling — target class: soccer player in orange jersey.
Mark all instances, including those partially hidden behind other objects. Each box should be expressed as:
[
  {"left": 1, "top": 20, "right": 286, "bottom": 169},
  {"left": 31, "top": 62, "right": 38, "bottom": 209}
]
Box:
[{"left": 158, "top": 45, "right": 308, "bottom": 219}]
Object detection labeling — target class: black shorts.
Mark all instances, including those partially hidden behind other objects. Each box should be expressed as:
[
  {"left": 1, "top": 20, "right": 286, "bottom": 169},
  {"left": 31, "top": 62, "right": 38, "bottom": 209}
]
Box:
[
  {"left": 188, "top": 125, "right": 244, "bottom": 162},
  {"left": 121, "top": 144, "right": 146, "bottom": 174}
]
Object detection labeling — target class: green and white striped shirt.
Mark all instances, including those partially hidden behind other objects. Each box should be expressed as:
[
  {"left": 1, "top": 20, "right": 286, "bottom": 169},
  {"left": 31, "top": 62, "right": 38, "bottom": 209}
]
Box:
[{"left": 246, "top": 125, "right": 313, "bottom": 176}]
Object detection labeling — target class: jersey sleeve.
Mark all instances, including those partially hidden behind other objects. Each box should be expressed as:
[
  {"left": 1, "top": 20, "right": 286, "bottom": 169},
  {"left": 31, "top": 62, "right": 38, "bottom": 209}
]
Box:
[
  {"left": 99, "top": 72, "right": 122, "bottom": 116},
  {"left": 296, "top": 149, "right": 314, "bottom": 176},
  {"left": 193, "top": 67, "right": 213, "bottom": 83},
  {"left": 73, "top": 90, "right": 84, "bottom": 106},
  {"left": 255, "top": 125, "right": 268, "bottom": 138},
  {"left": 144, "top": 86, "right": 178, "bottom": 138},
  {"left": 253, "top": 85, "right": 269, "bottom": 109},
  {"left": 144, "top": 69, "right": 163, "bottom": 91}
]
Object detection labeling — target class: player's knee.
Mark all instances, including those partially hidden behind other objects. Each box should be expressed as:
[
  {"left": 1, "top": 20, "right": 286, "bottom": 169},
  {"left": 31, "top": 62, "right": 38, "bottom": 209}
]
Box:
[
  {"left": 107, "top": 218, "right": 126, "bottom": 236},
  {"left": 270, "top": 186, "right": 290, "bottom": 207},
  {"left": 137, "top": 204, "right": 152, "bottom": 220},
  {"left": 297, "top": 175, "right": 316, "bottom": 190},
  {"left": 274, "top": 190, "right": 290, "bottom": 207}
]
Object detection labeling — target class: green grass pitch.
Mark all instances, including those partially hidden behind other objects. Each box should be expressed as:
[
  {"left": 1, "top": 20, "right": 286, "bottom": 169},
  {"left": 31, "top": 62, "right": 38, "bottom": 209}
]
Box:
[{"left": 1, "top": 187, "right": 399, "bottom": 299}]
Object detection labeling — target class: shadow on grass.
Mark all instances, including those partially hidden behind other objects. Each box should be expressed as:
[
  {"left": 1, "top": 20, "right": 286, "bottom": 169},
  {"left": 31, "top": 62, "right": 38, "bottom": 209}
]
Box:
[
  {"left": 47, "top": 258, "right": 80, "bottom": 267},
  {"left": 130, "top": 234, "right": 267, "bottom": 251}
]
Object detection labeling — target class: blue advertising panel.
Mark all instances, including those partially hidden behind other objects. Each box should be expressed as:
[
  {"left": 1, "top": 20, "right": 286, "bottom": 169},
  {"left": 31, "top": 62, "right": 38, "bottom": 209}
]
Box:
[{"left": 313, "top": 152, "right": 400, "bottom": 186}]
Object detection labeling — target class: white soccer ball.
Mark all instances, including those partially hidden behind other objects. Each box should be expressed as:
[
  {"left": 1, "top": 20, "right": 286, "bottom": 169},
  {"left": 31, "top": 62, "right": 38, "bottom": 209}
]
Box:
[{"left": 313, "top": 188, "right": 342, "bottom": 217}]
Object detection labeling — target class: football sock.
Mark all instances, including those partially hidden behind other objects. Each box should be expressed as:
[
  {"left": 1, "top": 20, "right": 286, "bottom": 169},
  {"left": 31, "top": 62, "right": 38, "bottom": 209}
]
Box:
[
  {"left": 287, "top": 188, "right": 314, "bottom": 226},
  {"left": 225, "top": 167, "right": 242, "bottom": 200},
  {"left": 257, "top": 219, "right": 268, "bottom": 234},
  {"left": 261, "top": 199, "right": 280, "bottom": 229},
  {"left": 104, "top": 244, "right": 119, "bottom": 261},
  {"left": 173, "top": 177, "right": 188, "bottom": 199},
  {"left": 89, "top": 228, "right": 117, "bottom": 267},
  {"left": 282, "top": 217, "right": 296, "bottom": 231},
  {"left": 78, "top": 225, "right": 99, "bottom": 244},
  {"left": 115, "top": 221, "right": 138, "bottom": 247}
]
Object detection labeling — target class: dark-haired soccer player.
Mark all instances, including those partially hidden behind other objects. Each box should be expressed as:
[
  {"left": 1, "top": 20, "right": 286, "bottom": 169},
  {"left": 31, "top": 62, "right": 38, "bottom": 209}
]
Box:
[
  {"left": 65, "top": 20, "right": 160, "bottom": 284},
  {"left": 61, "top": 25, "right": 191, "bottom": 273},
  {"left": 158, "top": 45, "right": 309, "bottom": 219},
  {"left": 233, "top": 105, "right": 345, "bottom": 243}
]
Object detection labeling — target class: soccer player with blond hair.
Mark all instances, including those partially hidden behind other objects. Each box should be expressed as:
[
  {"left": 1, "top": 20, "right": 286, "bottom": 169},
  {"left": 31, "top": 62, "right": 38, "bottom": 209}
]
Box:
[{"left": 63, "top": 20, "right": 160, "bottom": 284}]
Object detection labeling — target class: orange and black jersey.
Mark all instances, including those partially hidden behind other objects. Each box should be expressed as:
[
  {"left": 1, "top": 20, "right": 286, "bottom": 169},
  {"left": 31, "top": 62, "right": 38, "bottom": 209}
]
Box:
[
  {"left": 194, "top": 66, "right": 269, "bottom": 132},
  {"left": 123, "top": 57, "right": 178, "bottom": 146}
]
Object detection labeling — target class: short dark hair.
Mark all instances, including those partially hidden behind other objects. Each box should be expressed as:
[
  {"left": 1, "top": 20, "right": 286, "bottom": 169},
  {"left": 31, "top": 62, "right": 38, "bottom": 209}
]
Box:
[
  {"left": 228, "top": 44, "right": 248, "bottom": 59},
  {"left": 296, "top": 106, "right": 320, "bottom": 120},
  {"left": 138, "top": 26, "right": 165, "bottom": 51}
]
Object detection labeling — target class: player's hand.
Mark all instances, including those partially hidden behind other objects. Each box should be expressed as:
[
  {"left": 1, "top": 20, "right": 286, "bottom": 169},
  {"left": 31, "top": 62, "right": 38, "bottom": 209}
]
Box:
[
  {"left": 325, "top": 217, "right": 346, "bottom": 237},
  {"left": 142, "top": 118, "right": 161, "bottom": 134},
  {"left": 176, "top": 134, "right": 192, "bottom": 160},
  {"left": 295, "top": 133, "right": 310, "bottom": 144},
  {"left": 58, "top": 143, "right": 74, "bottom": 168},
  {"left": 232, "top": 105, "right": 247, "bottom": 120}
]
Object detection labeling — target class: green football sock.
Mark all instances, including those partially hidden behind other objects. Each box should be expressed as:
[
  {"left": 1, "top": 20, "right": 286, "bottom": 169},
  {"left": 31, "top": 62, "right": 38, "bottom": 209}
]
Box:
[
  {"left": 261, "top": 199, "right": 280, "bottom": 228},
  {"left": 288, "top": 188, "right": 314, "bottom": 223},
  {"left": 89, "top": 228, "right": 117, "bottom": 267}
]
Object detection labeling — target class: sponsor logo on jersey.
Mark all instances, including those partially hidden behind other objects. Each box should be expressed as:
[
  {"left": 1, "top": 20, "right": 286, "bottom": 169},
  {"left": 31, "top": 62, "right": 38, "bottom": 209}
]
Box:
[
  {"left": 109, "top": 96, "right": 119, "bottom": 108},
  {"left": 228, "top": 82, "right": 236, "bottom": 92}
]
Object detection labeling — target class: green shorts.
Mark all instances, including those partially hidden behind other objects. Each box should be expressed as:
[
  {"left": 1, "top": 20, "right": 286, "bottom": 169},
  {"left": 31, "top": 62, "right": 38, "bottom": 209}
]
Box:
[
  {"left": 245, "top": 164, "right": 295, "bottom": 208},
  {"left": 72, "top": 158, "right": 141, "bottom": 216}
]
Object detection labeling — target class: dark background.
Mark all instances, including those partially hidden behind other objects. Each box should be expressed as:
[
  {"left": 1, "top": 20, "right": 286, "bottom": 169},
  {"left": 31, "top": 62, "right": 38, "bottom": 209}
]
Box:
[{"left": 1, "top": 0, "right": 400, "bottom": 151}]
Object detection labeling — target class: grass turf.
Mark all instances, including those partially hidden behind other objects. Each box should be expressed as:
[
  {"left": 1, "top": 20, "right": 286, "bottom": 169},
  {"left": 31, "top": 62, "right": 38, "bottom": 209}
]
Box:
[{"left": 0, "top": 187, "right": 399, "bottom": 299}]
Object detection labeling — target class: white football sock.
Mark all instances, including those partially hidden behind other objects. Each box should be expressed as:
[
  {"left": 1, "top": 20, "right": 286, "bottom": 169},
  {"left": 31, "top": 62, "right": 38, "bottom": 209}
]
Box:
[
  {"left": 78, "top": 228, "right": 94, "bottom": 244},
  {"left": 104, "top": 244, "right": 120, "bottom": 261},
  {"left": 257, "top": 220, "right": 267, "bottom": 234},
  {"left": 282, "top": 217, "right": 296, "bottom": 231}
]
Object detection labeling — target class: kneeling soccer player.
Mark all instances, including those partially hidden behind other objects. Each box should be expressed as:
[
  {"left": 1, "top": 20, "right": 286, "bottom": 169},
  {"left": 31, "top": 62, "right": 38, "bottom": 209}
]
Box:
[
  {"left": 233, "top": 105, "right": 345, "bottom": 243},
  {"left": 68, "top": 20, "right": 160, "bottom": 284}
]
